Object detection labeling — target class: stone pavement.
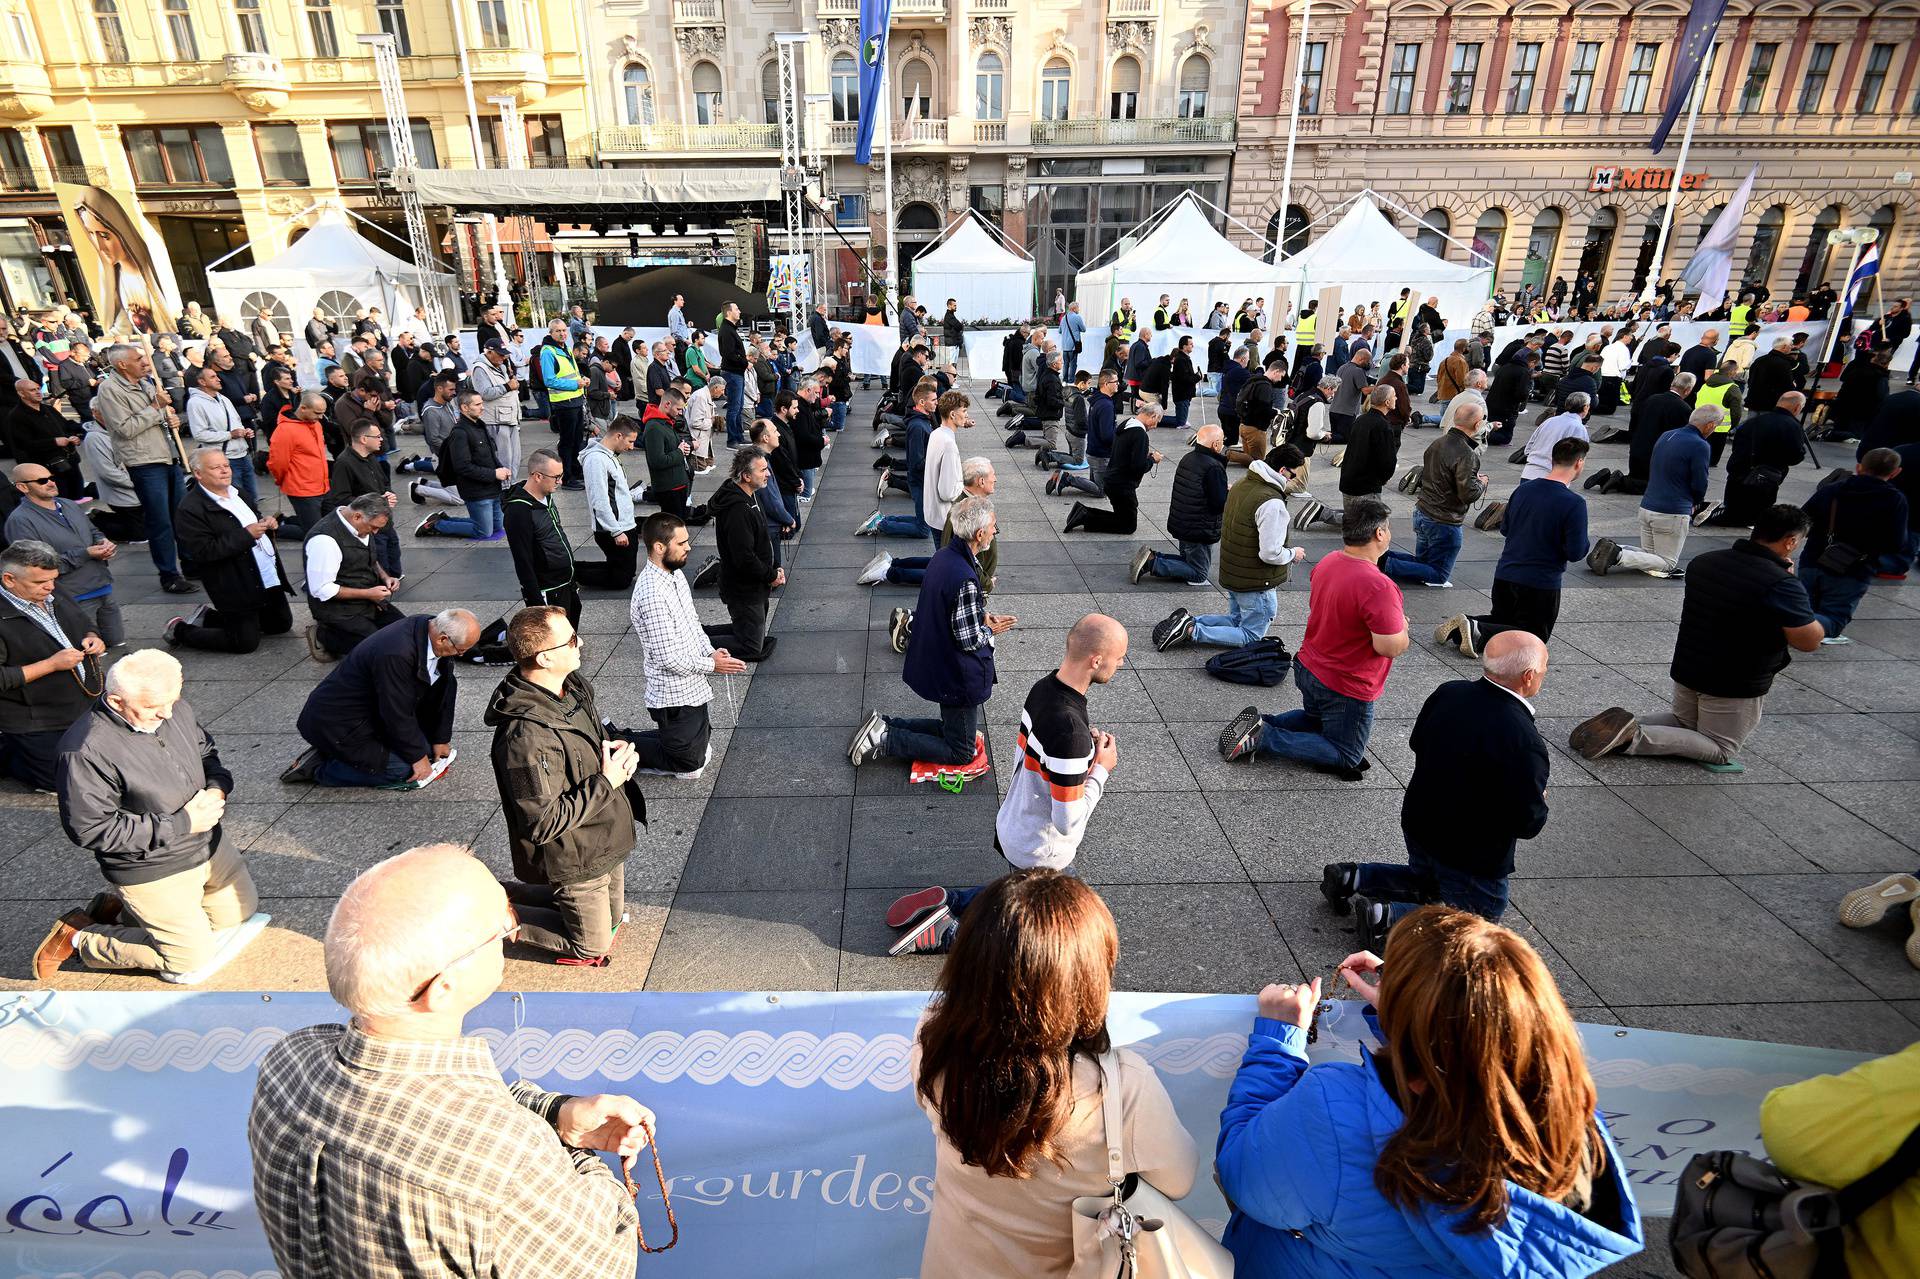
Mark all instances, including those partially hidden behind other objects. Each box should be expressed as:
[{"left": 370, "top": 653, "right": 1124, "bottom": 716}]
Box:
[{"left": 7, "top": 383, "right": 1920, "bottom": 1067}]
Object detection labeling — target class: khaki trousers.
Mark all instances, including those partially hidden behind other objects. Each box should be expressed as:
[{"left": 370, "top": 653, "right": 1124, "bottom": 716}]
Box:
[
  {"left": 1225, "top": 424, "right": 1269, "bottom": 466},
  {"left": 1626, "top": 683, "right": 1765, "bottom": 765},
  {"left": 72, "top": 837, "right": 259, "bottom": 975}
]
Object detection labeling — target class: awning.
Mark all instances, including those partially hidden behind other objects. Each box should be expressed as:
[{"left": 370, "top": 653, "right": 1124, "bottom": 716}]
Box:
[{"left": 401, "top": 167, "right": 783, "bottom": 212}]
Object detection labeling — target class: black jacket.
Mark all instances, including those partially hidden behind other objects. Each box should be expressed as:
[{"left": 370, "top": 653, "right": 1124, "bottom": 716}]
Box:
[
  {"left": 442, "top": 417, "right": 504, "bottom": 502},
  {"left": 1858, "top": 388, "right": 1920, "bottom": 458},
  {"left": 297, "top": 613, "right": 456, "bottom": 775},
  {"left": 1629, "top": 391, "right": 1693, "bottom": 477},
  {"left": 717, "top": 319, "right": 748, "bottom": 374},
  {"left": 8, "top": 401, "right": 80, "bottom": 473},
  {"left": 0, "top": 592, "right": 97, "bottom": 734},
  {"left": 1803, "top": 474, "right": 1909, "bottom": 570},
  {"left": 173, "top": 482, "right": 288, "bottom": 614},
  {"left": 502, "top": 481, "right": 574, "bottom": 600},
  {"left": 1001, "top": 331, "right": 1025, "bottom": 384},
  {"left": 487, "top": 668, "right": 640, "bottom": 887},
  {"left": 1671, "top": 538, "right": 1811, "bottom": 698},
  {"left": 1744, "top": 350, "right": 1797, "bottom": 414},
  {"left": 1166, "top": 444, "right": 1229, "bottom": 544},
  {"left": 327, "top": 448, "right": 391, "bottom": 509},
  {"left": 1484, "top": 360, "right": 1532, "bottom": 429},
  {"left": 1831, "top": 357, "right": 1888, "bottom": 431},
  {"left": 793, "top": 399, "right": 827, "bottom": 469},
  {"left": 1105, "top": 418, "right": 1155, "bottom": 493},
  {"left": 57, "top": 698, "right": 235, "bottom": 887},
  {"left": 941, "top": 310, "right": 963, "bottom": 347},
  {"left": 1402, "top": 678, "right": 1549, "bottom": 878},
  {"left": 1170, "top": 351, "right": 1201, "bottom": 402},
  {"left": 1032, "top": 364, "right": 1065, "bottom": 423},
  {"left": 765, "top": 417, "right": 803, "bottom": 493},
  {"left": 710, "top": 478, "right": 776, "bottom": 594},
  {"left": 646, "top": 359, "right": 675, "bottom": 404},
  {"left": 1339, "top": 411, "right": 1398, "bottom": 496},
  {"left": 1728, "top": 410, "right": 1808, "bottom": 480},
  {"left": 809, "top": 312, "right": 831, "bottom": 348}
]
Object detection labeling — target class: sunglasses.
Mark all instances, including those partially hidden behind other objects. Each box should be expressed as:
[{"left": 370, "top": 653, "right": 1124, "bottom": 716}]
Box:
[
  {"left": 411, "top": 907, "right": 519, "bottom": 1002},
  {"left": 18, "top": 476, "right": 55, "bottom": 486},
  {"left": 529, "top": 632, "right": 580, "bottom": 658}
]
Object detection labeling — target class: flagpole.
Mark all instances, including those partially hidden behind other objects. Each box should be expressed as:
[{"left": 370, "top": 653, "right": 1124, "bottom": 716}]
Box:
[
  {"left": 1640, "top": 65, "right": 1708, "bottom": 305},
  {"left": 1277, "top": 0, "right": 1310, "bottom": 260},
  {"left": 881, "top": 46, "right": 899, "bottom": 323}
]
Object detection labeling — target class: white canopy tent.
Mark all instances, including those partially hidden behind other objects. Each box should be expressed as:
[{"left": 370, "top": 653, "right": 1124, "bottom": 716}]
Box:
[
  {"left": 1277, "top": 194, "right": 1493, "bottom": 332},
  {"left": 911, "top": 210, "right": 1035, "bottom": 325},
  {"left": 1073, "top": 193, "right": 1289, "bottom": 322}
]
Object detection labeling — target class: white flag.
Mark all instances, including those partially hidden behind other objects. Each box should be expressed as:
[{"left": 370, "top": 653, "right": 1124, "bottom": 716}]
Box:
[{"left": 1680, "top": 164, "right": 1758, "bottom": 303}]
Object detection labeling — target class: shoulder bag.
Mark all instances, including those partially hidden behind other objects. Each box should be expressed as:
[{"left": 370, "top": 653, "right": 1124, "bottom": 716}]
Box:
[
  {"left": 1070, "top": 1050, "right": 1234, "bottom": 1279},
  {"left": 1814, "top": 498, "right": 1866, "bottom": 576}
]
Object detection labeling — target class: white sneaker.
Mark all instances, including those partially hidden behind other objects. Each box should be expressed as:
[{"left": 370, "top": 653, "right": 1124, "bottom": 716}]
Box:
[
  {"left": 1421, "top": 580, "right": 1455, "bottom": 588},
  {"left": 857, "top": 551, "right": 893, "bottom": 585}
]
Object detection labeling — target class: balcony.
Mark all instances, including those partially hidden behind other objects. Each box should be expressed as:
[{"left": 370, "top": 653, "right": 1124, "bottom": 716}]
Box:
[
  {"left": 465, "top": 46, "right": 551, "bottom": 104},
  {"left": 1108, "top": 0, "right": 1157, "bottom": 15},
  {"left": 825, "top": 119, "right": 949, "bottom": 147},
  {"left": 672, "top": 0, "right": 721, "bottom": 21},
  {"left": 0, "top": 168, "right": 39, "bottom": 192},
  {"left": 1032, "top": 116, "right": 1235, "bottom": 147},
  {"left": 221, "top": 52, "right": 289, "bottom": 113},
  {"left": 0, "top": 59, "right": 53, "bottom": 119},
  {"left": 971, "top": 0, "right": 1012, "bottom": 8},
  {"left": 596, "top": 122, "right": 780, "bottom": 154},
  {"left": 820, "top": 0, "right": 947, "bottom": 15},
  {"left": 973, "top": 120, "right": 1007, "bottom": 143},
  {"left": 49, "top": 163, "right": 110, "bottom": 186}
]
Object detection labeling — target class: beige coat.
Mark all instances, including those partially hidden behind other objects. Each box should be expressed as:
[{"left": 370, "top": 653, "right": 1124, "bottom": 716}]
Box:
[{"left": 93, "top": 370, "right": 182, "bottom": 468}]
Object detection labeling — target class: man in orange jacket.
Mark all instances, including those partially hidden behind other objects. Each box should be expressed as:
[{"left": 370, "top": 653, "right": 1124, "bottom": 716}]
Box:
[{"left": 266, "top": 390, "right": 332, "bottom": 537}]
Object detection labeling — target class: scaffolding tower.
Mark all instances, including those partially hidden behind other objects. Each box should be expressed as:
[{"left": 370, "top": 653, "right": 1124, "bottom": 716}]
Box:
[{"left": 359, "top": 33, "right": 447, "bottom": 337}]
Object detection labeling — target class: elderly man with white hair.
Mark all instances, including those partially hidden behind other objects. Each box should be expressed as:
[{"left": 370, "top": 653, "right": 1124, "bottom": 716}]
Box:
[
  {"left": 685, "top": 373, "right": 724, "bottom": 471},
  {"left": 167, "top": 448, "right": 290, "bottom": 654},
  {"left": 1320, "top": 629, "right": 1552, "bottom": 954},
  {"left": 1520, "top": 392, "right": 1592, "bottom": 482},
  {"left": 90, "top": 343, "right": 197, "bottom": 595},
  {"left": 37, "top": 649, "right": 253, "bottom": 981},
  {"left": 248, "top": 843, "right": 654, "bottom": 1277}
]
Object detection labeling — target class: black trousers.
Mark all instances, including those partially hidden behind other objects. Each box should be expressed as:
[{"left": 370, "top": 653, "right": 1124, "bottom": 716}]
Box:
[
  {"left": 480, "top": 582, "right": 582, "bottom": 651},
  {"left": 1076, "top": 485, "right": 1140, "bottom": 535},
  {"left": 315, "top": 602, "right": 406, "bottom": 657},
  {"left": 176, "top": 586, "right": 294, "bottom": 654},
  {"left": 0, "top": 728, "right": 65, "bottom": 791},
  {"left": 630, "top": 703, "right": 712, "bottom": 774},
  {"left": 1709, "top": 433, "right": 1729, "bottom": 467},
  {"left": 87, "top": 504, "right": 147, "bottom": 542},
  {"left": 714, "top": 588, "right": 770, "bottom": 658},
  {"left": 1472, "top": 579, "right": 1562, "bottom": 643},
  {"left": 576, "top": 529, "right": 639, "bottom": 591},
  {"left": 654, "top": 485, "right": 689, "bottom": 518}
]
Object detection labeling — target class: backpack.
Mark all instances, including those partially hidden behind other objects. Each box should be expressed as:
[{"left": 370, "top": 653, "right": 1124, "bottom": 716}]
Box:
[
  {"left": 1235, "top": 376, "right": 1268, "bottom": 424},
  {"left": 1204, "top": 636, "right": 1292, "bottom": 686}
]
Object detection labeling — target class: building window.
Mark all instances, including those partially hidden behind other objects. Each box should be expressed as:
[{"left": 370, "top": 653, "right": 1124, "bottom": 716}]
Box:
[
  {"left": 0, "top": 128, "right": 33, "bottom": 190},
  {"left": 306, "top": 0, "right": 338, "bottom": 57},
  {"left": 1298, "top": 41, "right": 1326, "bottom": 115},
  {"left": 476, "top": 0, "right": 510, "bottom": 49},
  {"left": 834, "top": 192, "right": 865, "bottom": 227},
  {"left": 125, "top": 126, "right": 233, "bottom": 187},
  {"left": 254, "top": 123, "right": 308, "bottom": 185},
  {"left": 1798, "top": 43, "right": 1835, "bottom": 113},
  {"left": 1385, "top": 43, "right": 1419, "bottom": 115},
  {"left": 1563, "top": 41, "right": 1600, "bottom": 113},
  {"left": 480, "top": 114, "right": 562, "bottom": 165},
  {"left": 377, "top": 1, "right": 411, "bottom": 56},
  {"left": 1737, "top": 43, "right": 1776, "bottom": 113},
  {"left": 831, "top": 53, "right": 858, "bottom": 122},
  {"left": 1415, "top": 208, "right": 1451, "bottom": 258},
  {"left": 8, "top": 9, "right": 39, "bottom": 61},
  {"left": 1178, "top": 54, "right": 1209, "bottom": 118},
  {"left": 1445, "top": 43, "right": 1480, "bottom": 115},
  {"left": 1506, "top": 42, "right": 1540, "bottom": 113},
  {"left": 163, "top": 0, "right": 199, "bottom": 60},
  {"left": 1621, "top": 43, "right": 1657, "bottom": 113},
  {"left": 233, "top": 0, "right": 269, "bottom": 54},
  {"left": 975, "top": 52, "right": 1004, "bottom": 120},
  {"left": 1472, "top": 207, "right": 1507, "bottom": 272},
  {"left": 691, "top": 61, "right": 722, "bottom": 126},
  {"left": 901, "top": 58, "right": 932, "bottom": 119},
  {"left": 1794, "top": 204, "right": 1841, "bottom": 294},
  {"left": 1040, "top": 59, "right": 1071, "bottom": 121},
  {"left": 969, "top": 183, "right": 1003, "bottom": 223},
  {"left": 622, "top": 64, "right": 654, "bottom": 126},
  {"left": 1744, "top": 204, "right": 1785, "bottom": 289},
  {"left": 93, "top": 0, "right": 129, "bottom": 63},
  {"left": 761, "top": 61, "right": 781, "bottom": 126},
  {"left": 41, "top": 126, "right": 84, "bottom": 177},
  {"left": 1855, "top": 43, "right": 1893, "bottom": 113},
  {"left": 1525, "top": 207, "right": 1563, "bottom": 289},
  {"left": 327, "top": 120, "right": 436, "bottom": 184},
  {"left": 1109, "top": 55, "right": 1140, "bottom": 120}
]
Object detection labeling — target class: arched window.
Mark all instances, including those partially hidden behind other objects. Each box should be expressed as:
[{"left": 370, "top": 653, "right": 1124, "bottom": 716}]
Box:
[
  {"left": 1696, "top": 204, "right": 1727, "bottom": 247},
  {"left": 1040, "top": 58, "right": 1071, "bottom": 121},
  {"left": 1524, "top": 206, "right": 1563, "bottom": 289},
  {"left": 622, "top": 64, "right": 654, "bottom": 127},
  {"left": 760, "top": 60, "right": 780, "bottom": 126},
  {"left": 1178, "top": 54, "right": 1210, "bottom": 118},
  {"left": 1110, "top": 55, "right": 1141, "bottom": 120},
  {"left": 1795, "top": 204, "right": 1842, "bottom": 295},
  {"left": 975, "top": 51, "right": 1004, "bottom": 120},
  {"left": 1862, "top": 203, "right": 1897, "bottom": 305},
  {"left": 1415, "top": 207, "right": 1451, "bottom": 259},
  {"left": 900, "top": 57, "right": 932, "bottom": 118},
  {"left": 691, "top": 60, "right": 723, "bottom": 126},
  {"left": 1264, "top": 204, "right": 1309, "bottom": 262},
  {"left": 93, "top": 0, "right": 129, "bottom": 62},
  {"left": 1742, "top": 205, "right": 1785, "bottom": 290},
  {"left": 831, "top": 52, "right": 859, "bottom": 122},
  {"left": 1579, "top": 206, "right": 1618, "bottom": 291},
  {"left": 1471, "top": 208, "right": 1507, "bottom": 274},
  {"left": 898, "top": 202, "right": 941, "bottom": 232}
]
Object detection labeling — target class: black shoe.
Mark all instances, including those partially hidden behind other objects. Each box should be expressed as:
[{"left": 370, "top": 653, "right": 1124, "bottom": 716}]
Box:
[
  {"left": 1583, "top": 468, "right": 1612, "bottom": 491},
  {"left": 161, "top": 576, "right": 199, "bottom": 595},
  {"left": 871, "top": 454, "right": 899, "bottom": 471},
  {"left": 1218, "top": 706, "right": 1261, "bottom": 761},
  {"left": 1045, "top": 471, "right": 1062, "bottom": 497},
  {"left": 1320, "top": 863, "right": 1358, "bottom": 915},
  {"left": 1352, "top": 894, "right": 1393, "bottom": 954},
  {"left": 1152, "top": 608, "right": 1195, "bottom": 651},
  {"left": 741, "top": 636, "right": 779, "bottom": 663},
  {"left": 691, "top": 556, "right": 721, "bottom": 589},
  {"left": 280, "top": 746, "right": 321, "bottom": 784},
  {"left": 1309, "top": 759, "right": 1368, "bottom": 782},
  {"left": 560, "top": 480, "right": 586, "bottom": 491},
  {"left": 1063, "top": 502, "right": 1087, "bottom": 534}
]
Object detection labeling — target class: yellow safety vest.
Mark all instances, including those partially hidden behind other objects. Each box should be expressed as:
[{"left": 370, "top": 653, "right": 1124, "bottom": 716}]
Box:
[
  {"left": 543, "top": 347, "right": 583, "bottom": 403},
  {"left": 1389, "top": 298, "right": 1408, "bottom": 324},
  {"left": 1730, "top": 303, "right": 1752, "bottom": 333},
  {"left": 1695, "top": 378, "right": 1736, "bottom": 431},
  {"left": 1295, "top": 312, "right": 1317, "bottom": 345},
  {"left": 1111, "top": 309, "right": 1135, "bottom": 341}
]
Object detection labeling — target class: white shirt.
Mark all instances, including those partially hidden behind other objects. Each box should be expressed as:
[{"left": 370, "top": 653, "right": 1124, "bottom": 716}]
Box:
[
  {"left": 1600, "top": 342, "right": 1633, "bottom": 378},
  {"left": 424, "top": 627, "right": 442, "bottom": 685},
  {"left": 304, "top": 508, "right": 368, "bottom": 601},
  {"left": 205, "top": 485, "right": 279, "bottom": 589},
  {"left": 1483, "top": 675, "right": 1536, "bottom": 717}
]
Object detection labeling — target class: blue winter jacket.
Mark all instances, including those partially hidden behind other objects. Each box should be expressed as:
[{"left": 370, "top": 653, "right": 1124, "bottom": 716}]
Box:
[{"left": 1217, "top": 1018, "right": 1644, "bottom": 1279}]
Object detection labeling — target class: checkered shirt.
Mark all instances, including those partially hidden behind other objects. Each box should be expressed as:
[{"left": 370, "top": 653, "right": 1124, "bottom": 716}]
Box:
[{"left": 628, "top": 559, "right": 716, "bottom": 709}]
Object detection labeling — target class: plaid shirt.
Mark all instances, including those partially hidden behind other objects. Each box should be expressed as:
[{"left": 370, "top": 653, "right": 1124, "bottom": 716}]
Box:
[
  {"left": 249, "top": 1023, "right": 638, "bottom": 1279},
  {"left": 629, "top": 559, "right": 715, "bottom": 709},
  {"left": 950, "top": 575, "right": 991, "bottom": 654}
]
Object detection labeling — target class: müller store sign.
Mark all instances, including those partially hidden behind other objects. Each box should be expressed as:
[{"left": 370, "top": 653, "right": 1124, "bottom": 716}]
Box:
[{"left": 1588, "top": 165, "right": 1713, "bottom": 193}]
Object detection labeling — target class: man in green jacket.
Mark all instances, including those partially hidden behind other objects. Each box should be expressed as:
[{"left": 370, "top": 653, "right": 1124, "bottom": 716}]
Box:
[
  {"left": 641, "top": 389, "right": 691, "bottom": 517},
  {"left": 1379, "top": 401, "right": 1488, "bottom": 588}
]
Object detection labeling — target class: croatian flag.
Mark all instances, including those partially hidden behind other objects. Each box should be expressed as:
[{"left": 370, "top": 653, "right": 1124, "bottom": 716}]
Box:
[
  {"left": 1839, "top": 242, "right": 1880, "bottom": 320},
  {"left": 1651, "top": 0, "right": 1729, "bottom": 153},
  {"left": 853, "top": 0, "right": 892, "bottom": 166}
]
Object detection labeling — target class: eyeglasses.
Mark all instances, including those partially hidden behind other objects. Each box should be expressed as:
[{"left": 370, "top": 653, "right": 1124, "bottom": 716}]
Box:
[
  {"left": 529, "top": 632, "right": 581, "bottom": 658},
  {"left": 411, "top": 907, "right": 519, "bottom": 1002},
  {"left": 18, "top": 476, "right": 55, "bottom": 486}
]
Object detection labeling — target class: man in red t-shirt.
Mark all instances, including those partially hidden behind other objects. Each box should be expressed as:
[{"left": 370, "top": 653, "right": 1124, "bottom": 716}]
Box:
[{"left": 1218, "top": 497, "right": 1409, "bottom": 779}]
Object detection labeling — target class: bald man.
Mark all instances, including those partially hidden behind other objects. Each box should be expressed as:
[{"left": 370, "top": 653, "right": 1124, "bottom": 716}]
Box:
[
  {"left": 885, "top": 614, "right": 1128, "bottom": 955},
  {"left": 1131, "top": 424, "right": 1228, "bottom": 585},
  {"left": 1321, "top": 630, "right": 1551, "bottom": 951},
  {"left": 248, "top": 844, "right": 653, "bottom": 1278}
]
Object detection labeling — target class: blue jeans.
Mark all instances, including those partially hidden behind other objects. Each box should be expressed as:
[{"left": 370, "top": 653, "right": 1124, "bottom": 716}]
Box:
[
  {"left": 801, "top": 466, "right": 819, "bottom": 499},
  {"left": 1379, "top": 510, "right": 1464, "bottom": 586},
  {"left": 1192, "top": 589, "right": 1278, "bottom": 647},
  {"left": 887, "top": 555, "right": 931, "bottom": 585},
  {"left": 1355, "top": 839, "right": 1510, "bottom": 924},
  {"left": 127, "top": 462, "right": 186, "bottom": 577},
  {"left": 435, "top": 497, "right": 502, "bottom": 539},
  {"left": 372, "top": 524, "right": 402, "bottom": 577},
  {"left": 721, "top": 370, "right": 747, "bottom": 443},
  {"left": 1256, "top": 656, "right": 1375, "bottom": 769},
  {"left": 1149, "top": 540, "right": 1213, "bottom": 583},
  {"left": 830, "top": 401, "right": 848, "bottom": 432},
  {"left": 1797, "top": 559, "right": 1872, "bottom": 636},
  {"left": 230, "top": 459, "right": 259, "bottom": 514},
  {"left": 1002, "top": 384, "right": 1027, "bottom": 404},
  {"left": 881, "top": 702, "right": 980, "bottom": 767},
  {"left": 314, "top": 751, "right": 414, "bottom": 788},
  {"left": 1174, "top": 398, "right": 1192, "bottom": 429}
]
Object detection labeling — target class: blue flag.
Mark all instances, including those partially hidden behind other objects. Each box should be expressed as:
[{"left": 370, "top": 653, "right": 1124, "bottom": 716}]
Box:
[
  {"left": 1651, "top": 0, "right": 1728, "bottom": 153},
  {"left": 1840, "top": 243, "right": 1880, "bottom": 320},
  {"left": 853, "top": 0, "right": 891, "bottom": 166}
]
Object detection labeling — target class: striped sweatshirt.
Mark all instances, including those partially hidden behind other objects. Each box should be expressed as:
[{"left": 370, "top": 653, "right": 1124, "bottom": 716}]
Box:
[{"left": 996, "top": 673, "right": 1110, "bottom": 871}]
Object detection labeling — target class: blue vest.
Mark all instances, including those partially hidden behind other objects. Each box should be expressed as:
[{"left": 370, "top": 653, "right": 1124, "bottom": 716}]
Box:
[{"left": 901, "top": 542, "right": 996, "bottom": 708}]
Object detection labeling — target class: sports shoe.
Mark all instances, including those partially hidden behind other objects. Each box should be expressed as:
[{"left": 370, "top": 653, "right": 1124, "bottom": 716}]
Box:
[
  {"left": 877, "top": 473, "right": 891, "bottom": 499},
  {"left": 691, "top": 556, "right": 721, "bottom": 588},
  {"left": 1819, "top": 635, "right": 1855, "bottom": 646},
  {"left": 1433, "top": 615, "right": 1463, "bottom": 648},
  {"left": 1838, "top": 873, "right": 1920, "bottom": 928},
  {"left": 280, "top": 745, "right": 321, "bottom": 784},
  {"left": 1129, "top": 546, "right": 1155, "bottom": 585},
  {"left": 1045, "top": 470, "right": 1063, "bottom": 496},
  {"left": 847, "top": 710, "right": 886, "bottom": 767},
  {"left": 1586, "top": 537, "right": 1622, "bottom": 575},
  {"left": 304, "top": 623, "right": 337, "bottom": 663},
  {"left": 871, "top": 454, "right": 898, "bottom": 471},
  {"left": 1909, "top": 900, "right": 1920, "bottom": 970},
  {"left": 1218, "top": 706, "right": 1261, "bottom": 761},
  {"left": 1296, "top": 498, "right": 1326, "bottom": 528},
  {"left": 1063, "top": 503, "right": 1087, "bottom": 534},
  {"left": 854, "top": 512, "right": 884, "bottom": 536},
  {"left": 554, "top": 953, "right": 611, "bottom": 967},
  {"left": 1320, "top": 863, "right": 1358, "bottom": 915},
  {"left": 1691, "top": 501, "right": 1723, "bottom": 527},
  {"left": 1473, "top": 501, "right": 1507, "bottom": 532},
  {"left": 161, "top": 576, "right": 199, "bottom": 595},
  {"left": 857, "top": 551, "right": 893, "bottom": 585},
  {"left": 1152, "top": 608, "right": 1195, "bottom": 651},
  {"left": 888, "top": 906, "right": 954, "bottom": 956},
  {"left": 414, "top": 513, "right": 442, "bottom": 537},
  {"left": 163, "top": 615, "right": 186, "bottom": 646},
  {"left": 1421, "top": 580, "right": 1455, "bottom": 588},
  {"left": 886, "top": 886, "right": 949, "bottom": 930},
  {"left": 1569, "top": 707, "right": 1637, "bottom": 759},
  {"left": 889, "top": 607, "right": 912, "bottom": 654},
  {"left": 871, "top": 430, "right": 891, "bottom": 448},
  {"left": 1352, "top": 895, "right": 1392, "bottom": 955}
]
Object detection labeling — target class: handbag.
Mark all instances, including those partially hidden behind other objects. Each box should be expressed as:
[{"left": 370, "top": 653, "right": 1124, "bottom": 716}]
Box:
[
  {"left": 1670, "top": 1121, "right": 1920, "bottom": 1279},
  {"left": 1070, "top": 1050, "right": 1234, "bottom": 1279},
  {"left": 1814, "top": 499, "right": 1866, "bottom": 576}
]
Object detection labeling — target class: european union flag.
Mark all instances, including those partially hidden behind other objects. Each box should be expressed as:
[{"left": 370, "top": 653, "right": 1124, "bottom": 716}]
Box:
[
  {"left": 853, "top": 0, "right": 892, "bottom": 166},
  {"left": 1651, "top": 0, "right": 1728, "bottom": 153}
]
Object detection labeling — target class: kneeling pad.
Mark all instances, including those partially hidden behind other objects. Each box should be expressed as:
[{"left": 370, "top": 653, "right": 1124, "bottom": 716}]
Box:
[
  {"left": 909, "top": 734, "right": 990, "bottom": 787},
  {"left": 157, "top": 911, "right": 272, "bottom": 986}
]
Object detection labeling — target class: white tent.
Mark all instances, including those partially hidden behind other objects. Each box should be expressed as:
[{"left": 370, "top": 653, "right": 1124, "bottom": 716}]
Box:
[
  {"left": 1073, "top": 193, "right": 1288, "bottom": 321},
  {"left": 911, "top": 210, "right": 1035, "bottom": 324},
  {"left": 1277, "top": 195, "right": 1492, "bottom": 333},
  {"left": 207, "top": 207, "right": 459, "bottom": 377}
]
